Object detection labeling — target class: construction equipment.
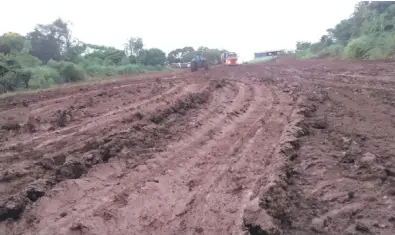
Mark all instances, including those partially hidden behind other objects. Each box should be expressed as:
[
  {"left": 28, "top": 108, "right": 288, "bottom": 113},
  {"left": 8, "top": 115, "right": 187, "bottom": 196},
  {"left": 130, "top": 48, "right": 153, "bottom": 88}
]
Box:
[
  {"left": 221, "top": 52, "right": 238, "bottom": 66},
  {"left": 191, "top": 53, "right": 209, "bottom": 72}
]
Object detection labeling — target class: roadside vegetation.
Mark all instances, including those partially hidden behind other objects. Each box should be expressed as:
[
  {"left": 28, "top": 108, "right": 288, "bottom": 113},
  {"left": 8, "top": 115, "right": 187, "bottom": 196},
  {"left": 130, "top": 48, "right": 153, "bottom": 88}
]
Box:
[
  {"left": 0, "top": 19, "right": 171, "bottom": 93},
  {"left": 0, "top": 18, "right": 229, "bottom": 94},
  {"left": 167, "top": 46, "right": 227, "bottom": 64},
  {"left": 247, "top": 57, "right": 274, "bottom": 64},
  {"left": 296, "top": 1, "right": 395, "bottom": 60}
]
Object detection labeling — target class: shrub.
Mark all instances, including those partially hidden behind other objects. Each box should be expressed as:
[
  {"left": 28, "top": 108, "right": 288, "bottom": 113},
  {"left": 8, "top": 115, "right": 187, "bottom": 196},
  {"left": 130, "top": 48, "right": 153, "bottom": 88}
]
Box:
[
  {"left": 116, "top": 64, "right": 146, "bottom": 75},
  {"left": 0, "top": 71, "right": 20, "bottom": 91},
  {"left": 85, "top": 63, "right": 105, "bottom": 76},
  {"left": 28, "top": 66, "right": 60, "bottom": 88},
  {"left": 13, "top": 54, "right": 42, "bottom": 67},
  {"left": 343, "top": 37, "right": 373, "bottom": 59},
  {"left": 325, "top": 44, "right": 345, "bottom": 56},
  {"left": 61, "top": 62, "right": 85, "bottom": 82},
  {"left": 104, "top": 66, "right": 116, "bottom": 76},
  {"left": 18, "top": 68, "right": 33, "bottom": 88},
  {"left": 145, "top": 65, "right": 156, "bottom": 71},
  {"left": 28, "top": 76, "right": 55, "bottom": 89},
  {"left": 47, "top": 60, "right": 85, "bottom": 82}
]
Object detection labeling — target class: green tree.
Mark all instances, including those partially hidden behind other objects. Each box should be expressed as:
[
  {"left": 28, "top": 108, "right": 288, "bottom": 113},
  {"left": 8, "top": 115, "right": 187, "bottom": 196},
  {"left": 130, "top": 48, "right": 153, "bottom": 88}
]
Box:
[
  {"left": 124, "top": 37, "right": 143, "bottom": 63},
  {"left": 296, "top": 41, "right": 312, "bottom": 51},
  {"left": 28, "top": 18, "right": 84, "bottom": 62},
  {"left": 197, "top": 46, "right": 209, "bottom": 53},
  {"left": 182, "top": 51, "right": 195, "bottom": 62},
  {"left": 85, "top": 44, "right": 125, "bottom": 65},
  {"left": 167, "top": 47, "right": 195, "bottom": 63},
  {"left": 0, "top": 55, "right": 32, "bottom": 91},
  {"left": 138, "top": 48, "right": 166, "bottom": 66},
  {"left": 0, "top": 33, "right": 26, "bottom": 53},
  {"left": 0, "top": 44, "right": 11, "bottom": 55},
  {"left": 296, "top": 1, "right": 395, "bottom": 60}
]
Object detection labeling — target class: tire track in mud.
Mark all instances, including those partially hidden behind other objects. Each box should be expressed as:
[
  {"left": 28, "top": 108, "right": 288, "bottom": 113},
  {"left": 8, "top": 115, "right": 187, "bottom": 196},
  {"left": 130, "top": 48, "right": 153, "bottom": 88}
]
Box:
[
  {"left": 5, "top": 59, "right": 395, "bottom": 235},
  {"left": 28, "top": 80, "right": 163, "bottom": 116},
  {"left": 280, "top": 65, "right": 395, "bottom": 92},
  {"left": 1, "top": 81, "right": 189, "bottom": 152},
  {"left": 13, "top": 79, "right": 261, "bottom": 235},
  {"left": 0, "top": 79, "right": 211, "bottom": 227},
  {"left": 0, "top": 72, "right": 192, "bottom": 127},
  {"left": 0, "top": 74, "right": 181, "bottom": 114},
  {"left": 105, "top": 81, "right": 283, "bottom": 235},
  {"left": 1, "top": 68, "right": 294, "bottom": 235},
  {"left": 1, "top": 81, "right": 211, "bottom": 176},
  {"left": 165, "top": 80, "right": 250, "bottom": 152},
  {"left": 161, "top": 85, "right": 282, "bottom": 235}
]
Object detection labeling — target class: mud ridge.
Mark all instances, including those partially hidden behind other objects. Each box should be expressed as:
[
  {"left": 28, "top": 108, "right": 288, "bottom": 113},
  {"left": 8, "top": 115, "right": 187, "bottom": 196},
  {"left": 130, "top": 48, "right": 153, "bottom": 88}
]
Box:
[
  {"left": 281, "top": 84, "right": 395, "bottom": 234},
  {"left": 243, "top": 96, "right": 309, "bottom": 235}
]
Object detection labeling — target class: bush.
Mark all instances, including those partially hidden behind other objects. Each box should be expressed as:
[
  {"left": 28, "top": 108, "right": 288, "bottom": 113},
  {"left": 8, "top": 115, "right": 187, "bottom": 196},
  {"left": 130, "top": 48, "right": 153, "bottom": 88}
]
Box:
[
  {"left": 28, "top": 75, "right": 55, "bottom": 89},
  {"left": 296, "top": 50, "right": 316, "bottom": 59},
  {"left": 154, "top": 65, "right": 167, "bottom": 71},
  {"left": 85, "top": 63, "right": 106, "bottom": 76},
  {"left": 61, "top": 62, "right": 85, "bottom": 82},
  {"left": 47, "top": 60, "right": 85, "bottom": 82},
  {"left": 104, "top": 66, "right": 116, "bottom": 76},
  {"left": 343, "top": 37, "right": 373, "bottom": 59},
  {"left": 0, "top": 71, "right": 20, "bottom": 91},
  {"left": 145, "top": 65, "right": 156, "bottom": 71},
  {"left": 325, "top": 44, "right": 345, "bottom": 56},
  {"left": 84, "top": 63, "right": 118, "bottom": 76},
  {"left": 18, "top": 68, "right": 33, "bottom": 88},
  {"left": 13, "top": 54, "right": 42, "bottom": 67},
  {"left": 116, "top": 64, "right": 145, "bottom": 75},
  {"left": 47, "top": 59, "right": 61, "bottom": 70},
  {"left": 248, "top": 56, "right": 277, "bottom": 63},
  {"left": 29, "top": 66, "right": 60, "bottom": 88},
  {"left": 368, "top": 33, "right": 395, "bottom": 59}
]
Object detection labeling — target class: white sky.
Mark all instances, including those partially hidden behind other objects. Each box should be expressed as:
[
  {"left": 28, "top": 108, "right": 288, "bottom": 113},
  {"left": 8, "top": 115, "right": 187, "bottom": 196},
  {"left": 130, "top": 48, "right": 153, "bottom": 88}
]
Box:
[{"left": 1, "top": 0, "right": 358, "bottom": 61}]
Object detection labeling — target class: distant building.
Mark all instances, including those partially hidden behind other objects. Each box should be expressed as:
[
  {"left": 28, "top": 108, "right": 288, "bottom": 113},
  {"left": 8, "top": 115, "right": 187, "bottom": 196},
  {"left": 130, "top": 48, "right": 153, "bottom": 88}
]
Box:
[{"left": 254, "top": 50, "right": 284, "bottom": 59}]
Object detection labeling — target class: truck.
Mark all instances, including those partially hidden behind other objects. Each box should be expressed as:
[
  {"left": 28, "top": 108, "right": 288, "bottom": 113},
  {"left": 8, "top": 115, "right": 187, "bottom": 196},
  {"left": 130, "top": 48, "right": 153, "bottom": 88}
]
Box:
[{"left": 221, "top": 52, "right": 238, "bottom": 66}]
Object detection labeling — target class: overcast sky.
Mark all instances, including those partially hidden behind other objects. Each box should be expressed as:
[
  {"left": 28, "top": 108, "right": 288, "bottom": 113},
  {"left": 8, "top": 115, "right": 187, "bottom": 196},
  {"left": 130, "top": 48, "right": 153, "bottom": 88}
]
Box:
[{"left": 1, "top": 0, "right": 358, "bottom": 61}]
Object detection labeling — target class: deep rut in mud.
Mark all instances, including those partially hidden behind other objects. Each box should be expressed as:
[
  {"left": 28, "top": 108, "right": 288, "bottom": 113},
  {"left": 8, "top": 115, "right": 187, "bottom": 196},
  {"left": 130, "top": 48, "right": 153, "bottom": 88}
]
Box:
[{"left": 2, "top": 59, "right": 395, "bottom": 235}]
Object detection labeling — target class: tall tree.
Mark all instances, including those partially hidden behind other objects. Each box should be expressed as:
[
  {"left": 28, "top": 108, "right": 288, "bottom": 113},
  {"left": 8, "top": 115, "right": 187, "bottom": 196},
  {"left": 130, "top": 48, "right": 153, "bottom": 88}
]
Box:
[
  {"left": 125, "top": 37, "right": 143, "bottom": 57},
  {"left": 139, "top": 48, "right": 166, "bottom": 66},
  {"left": 27, "top": 18, "right": 83, "bottom": 62}
]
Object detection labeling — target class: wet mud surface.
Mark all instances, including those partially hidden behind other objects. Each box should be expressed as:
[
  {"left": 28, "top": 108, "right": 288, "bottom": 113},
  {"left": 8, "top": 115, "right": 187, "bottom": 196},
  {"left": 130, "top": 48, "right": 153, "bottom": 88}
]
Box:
[{"left": 1, "top": 58, "right": 395, "bottom": 235}]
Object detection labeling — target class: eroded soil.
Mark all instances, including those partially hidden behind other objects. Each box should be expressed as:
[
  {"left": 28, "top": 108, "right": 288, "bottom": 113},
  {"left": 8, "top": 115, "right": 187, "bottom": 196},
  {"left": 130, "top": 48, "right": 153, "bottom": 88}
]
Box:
[{"left": 1, "top": 58, "right": 395, "bottom": 235}]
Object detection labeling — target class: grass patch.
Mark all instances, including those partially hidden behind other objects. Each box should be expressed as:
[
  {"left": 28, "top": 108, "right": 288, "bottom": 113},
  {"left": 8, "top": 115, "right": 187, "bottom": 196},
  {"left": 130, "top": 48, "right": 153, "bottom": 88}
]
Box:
[{"left": 248, "top": 56, "right": 276, "bottom": 64}]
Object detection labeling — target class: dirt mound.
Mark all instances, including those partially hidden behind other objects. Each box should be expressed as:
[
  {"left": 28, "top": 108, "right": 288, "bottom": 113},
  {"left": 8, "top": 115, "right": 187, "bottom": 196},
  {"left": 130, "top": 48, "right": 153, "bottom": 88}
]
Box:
[{"left": 1, "top": 60, "right": 395, "bottom": 234}]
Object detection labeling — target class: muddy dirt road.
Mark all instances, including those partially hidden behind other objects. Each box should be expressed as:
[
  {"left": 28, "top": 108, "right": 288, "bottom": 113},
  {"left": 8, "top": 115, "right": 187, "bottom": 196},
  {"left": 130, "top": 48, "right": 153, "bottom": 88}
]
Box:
[{"left": 1, "top": 58, "right": 395, "bottom": 235}]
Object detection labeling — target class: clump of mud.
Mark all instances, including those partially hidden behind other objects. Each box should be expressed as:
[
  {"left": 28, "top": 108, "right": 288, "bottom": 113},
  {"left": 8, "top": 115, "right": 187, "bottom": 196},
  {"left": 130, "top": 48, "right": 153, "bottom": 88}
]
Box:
[
  {"left": 0, "top": 123, "right": 21, "bottom": 131},
  {"left": 54, "top": 109, "right": 72, "bottom": 127},
  {"left": 150, "top": 91, "right": 210, "bottom": 124},
  {"left": 210, "top": 79, "right": 227, "bottom": 89}
]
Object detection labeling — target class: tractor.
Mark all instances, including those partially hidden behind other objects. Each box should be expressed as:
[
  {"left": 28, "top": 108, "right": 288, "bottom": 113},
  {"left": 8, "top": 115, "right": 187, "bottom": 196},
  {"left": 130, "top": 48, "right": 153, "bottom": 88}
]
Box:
[{"left": 190, "top": 53, "right": 209, "bottom": 72}]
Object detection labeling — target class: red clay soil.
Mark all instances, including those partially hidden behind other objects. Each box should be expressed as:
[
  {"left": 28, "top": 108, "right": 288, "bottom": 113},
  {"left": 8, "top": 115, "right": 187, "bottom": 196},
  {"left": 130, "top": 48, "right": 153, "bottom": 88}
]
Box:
[{"left": 1, "top": 58, "right": 395, "bottom": 235}]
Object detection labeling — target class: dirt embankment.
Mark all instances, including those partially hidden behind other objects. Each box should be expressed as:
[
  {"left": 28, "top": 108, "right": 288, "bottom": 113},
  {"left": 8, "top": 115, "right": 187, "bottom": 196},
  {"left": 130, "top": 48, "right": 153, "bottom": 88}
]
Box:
[{"left": 1, "top": 59, "right": 395, "bottom": 235}]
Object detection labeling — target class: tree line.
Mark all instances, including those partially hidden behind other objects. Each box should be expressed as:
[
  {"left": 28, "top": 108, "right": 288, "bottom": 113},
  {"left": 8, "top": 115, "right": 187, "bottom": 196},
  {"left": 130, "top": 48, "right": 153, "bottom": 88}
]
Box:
[
  {"left": 0, "top": 18, "right": 227, "bottom": 93},
  {"left": 296, "top": 1, "right": 395, "bottom": 60},
  {"left": 167, "top": 47, "right": 227, "bottom": 64}
]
